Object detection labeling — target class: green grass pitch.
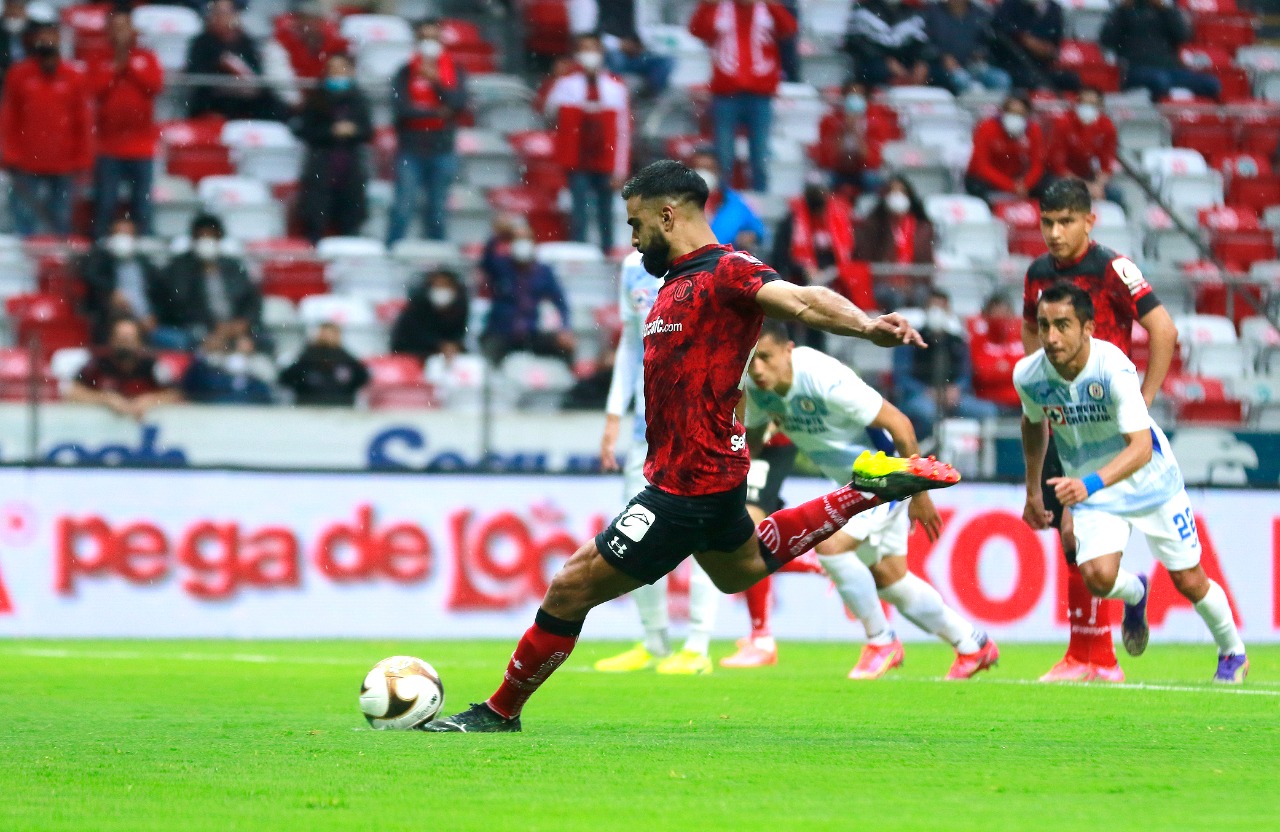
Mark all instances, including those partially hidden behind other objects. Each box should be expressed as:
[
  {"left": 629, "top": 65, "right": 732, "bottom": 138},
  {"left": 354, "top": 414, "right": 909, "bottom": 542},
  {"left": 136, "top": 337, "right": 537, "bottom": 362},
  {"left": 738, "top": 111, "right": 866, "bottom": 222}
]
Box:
[{"left": 2, "top": 640, "right": 1277, "bottom": 832}]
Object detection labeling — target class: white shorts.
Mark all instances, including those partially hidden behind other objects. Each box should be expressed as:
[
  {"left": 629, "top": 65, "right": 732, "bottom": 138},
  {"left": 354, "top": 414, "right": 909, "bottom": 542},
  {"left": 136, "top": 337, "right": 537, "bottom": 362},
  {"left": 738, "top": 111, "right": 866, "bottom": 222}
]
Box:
[
  {"left": 622, "top": 439, "right": 648, "bottom": 503},
  {"left": 841, "top": 500, "right": 910, "bottom": 567},
  {"left": 1072, "top": 488, "right": 1202, "bottom": 572}
]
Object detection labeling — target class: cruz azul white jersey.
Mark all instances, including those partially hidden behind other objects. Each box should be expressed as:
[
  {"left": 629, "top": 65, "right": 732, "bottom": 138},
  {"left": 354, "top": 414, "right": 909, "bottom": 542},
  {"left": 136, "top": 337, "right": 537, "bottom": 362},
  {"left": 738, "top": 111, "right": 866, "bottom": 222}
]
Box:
[
  {"left": 605, "top": 251, "right": 662, "bottom": 443},
  {"left": 1014, "top": 338, "right": 1183, "bottom": 514},
  {"left": 743, "top": 346, "right": 888, "bottom": 483}
]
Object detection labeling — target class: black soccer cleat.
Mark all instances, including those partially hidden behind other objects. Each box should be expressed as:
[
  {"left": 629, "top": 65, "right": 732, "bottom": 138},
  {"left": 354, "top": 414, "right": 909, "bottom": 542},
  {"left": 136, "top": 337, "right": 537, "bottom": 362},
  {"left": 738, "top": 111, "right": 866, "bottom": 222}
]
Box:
[
  {"left": 417, "top": 702, "right": 522, "bottom": 733},
  {"left": 851, "top": 451, "right": 961, "bottom": 501}
]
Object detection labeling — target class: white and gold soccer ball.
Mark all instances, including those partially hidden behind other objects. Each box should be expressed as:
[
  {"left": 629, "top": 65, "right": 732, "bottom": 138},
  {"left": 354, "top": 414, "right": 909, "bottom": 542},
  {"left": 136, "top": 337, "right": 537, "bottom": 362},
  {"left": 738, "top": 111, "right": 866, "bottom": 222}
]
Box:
[{"left": 359, "top": 656, "right": 444, "bottom": 730}]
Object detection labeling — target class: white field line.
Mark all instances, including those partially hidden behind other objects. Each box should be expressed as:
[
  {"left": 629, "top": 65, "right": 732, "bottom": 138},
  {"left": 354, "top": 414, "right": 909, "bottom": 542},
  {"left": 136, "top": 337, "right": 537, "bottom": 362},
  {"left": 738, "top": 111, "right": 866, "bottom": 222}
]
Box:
[{"left": 4, "top": 647, "right": 1279, "bottom": 696}]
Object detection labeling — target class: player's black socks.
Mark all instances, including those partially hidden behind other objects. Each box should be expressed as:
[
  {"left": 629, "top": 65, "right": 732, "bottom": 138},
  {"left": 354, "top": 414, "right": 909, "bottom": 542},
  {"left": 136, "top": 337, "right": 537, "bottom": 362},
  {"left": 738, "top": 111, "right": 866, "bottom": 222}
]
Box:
[{"left": 534, "top": 608, "right": 585, "bottom": 638}]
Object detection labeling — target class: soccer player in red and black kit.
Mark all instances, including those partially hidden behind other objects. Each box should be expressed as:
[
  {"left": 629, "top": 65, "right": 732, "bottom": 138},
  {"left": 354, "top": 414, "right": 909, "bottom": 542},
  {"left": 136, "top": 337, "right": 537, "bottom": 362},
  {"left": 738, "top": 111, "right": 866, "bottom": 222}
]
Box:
[
  {"left": 423, "top": 160, "right": 960, "bottom": 732},
  {"left": 1022, "top": 178, "right": 1178, "bottom": 683}
]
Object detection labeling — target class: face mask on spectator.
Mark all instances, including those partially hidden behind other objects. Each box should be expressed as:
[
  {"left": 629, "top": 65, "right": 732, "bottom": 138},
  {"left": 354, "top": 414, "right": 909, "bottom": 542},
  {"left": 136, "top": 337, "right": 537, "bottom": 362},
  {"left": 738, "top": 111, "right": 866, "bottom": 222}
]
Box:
[
  {"left": 428, "top": 286, "right": 457, "bottom": 307},
  {"left": 325, "top": 76, "right": 352, "bottom": 92},
  {"left": 418, "top": 38, "right": 443, "bottom": 60},
  {"left": 577, "top": 50, "right": 603, "bottom": 72},
  {"left": 695, "top": 168, "right": 718, "bottom": 193},
  {"left": 1076, "top": 103, "right": 1100, "bottom": 125},
  {"left": 106, "top": 233, "right": 135, "bottom": 259},
  {"left": 886, "top": 191, "right": 911, "bottom": 216},
  {"left": 844, "top": 94, "right": 866, "bottom": 116},
  {"left": 194, "top": 237, "right": 220, "bottom": 261},
  {"left": 511, "top": 238, "right": 536, "bottom": 262},
  {"left": 223, "top": 352, "right": 249, "bottom": 376},
  {"left": 1001, "top": 112, "right": 1027, "bottom": 138},
  {"left": 926, "top": 305, "right": 950, "bottom": 333}
]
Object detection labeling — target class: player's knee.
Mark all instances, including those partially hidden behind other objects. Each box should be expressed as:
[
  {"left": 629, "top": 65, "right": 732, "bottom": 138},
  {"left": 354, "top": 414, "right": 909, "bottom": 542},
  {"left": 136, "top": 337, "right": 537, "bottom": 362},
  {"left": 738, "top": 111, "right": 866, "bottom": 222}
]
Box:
[
  {"left": 1077, "top": 561, "right": 1115, "bottom": 597},
  {"left": 1169, "top": 565, "right": 1209, "bottom": 602},
  {"left": 542, "top": 548, "right": 600, "bottom": 619}
]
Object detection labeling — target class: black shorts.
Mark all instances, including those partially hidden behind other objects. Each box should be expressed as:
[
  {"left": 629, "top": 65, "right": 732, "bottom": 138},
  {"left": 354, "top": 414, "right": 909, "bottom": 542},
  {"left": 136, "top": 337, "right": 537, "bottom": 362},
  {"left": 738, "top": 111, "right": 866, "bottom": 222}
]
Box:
[
  {"left": 596, "top": 481, "right": 756, "bottom": 585},
  {"left": 745, "top": 442, "right": 797, "bottom": 514}
]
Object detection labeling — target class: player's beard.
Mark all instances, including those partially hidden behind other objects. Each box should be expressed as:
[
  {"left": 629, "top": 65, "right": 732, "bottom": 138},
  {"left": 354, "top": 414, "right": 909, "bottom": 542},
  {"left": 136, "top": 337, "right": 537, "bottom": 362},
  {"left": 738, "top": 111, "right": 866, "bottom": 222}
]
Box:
[{"left": 639, "top": 234, "right": 672, "bottom": 277}]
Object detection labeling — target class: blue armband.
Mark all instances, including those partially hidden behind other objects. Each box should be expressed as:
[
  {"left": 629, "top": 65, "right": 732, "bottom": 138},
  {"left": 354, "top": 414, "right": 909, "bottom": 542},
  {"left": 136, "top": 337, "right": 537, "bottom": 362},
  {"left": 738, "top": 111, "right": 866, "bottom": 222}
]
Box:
[{"left": 1082, "top": 473, "right": 1104, "bottom": 496}]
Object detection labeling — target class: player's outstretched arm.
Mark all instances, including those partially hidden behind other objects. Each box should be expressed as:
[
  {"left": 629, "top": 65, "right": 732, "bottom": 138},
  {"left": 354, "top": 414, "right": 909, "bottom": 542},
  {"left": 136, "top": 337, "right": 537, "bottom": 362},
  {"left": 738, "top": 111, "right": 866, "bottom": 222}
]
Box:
[
  {"left": 1137, "top": 305, "right": 1177, "bottom": 407},
  {"left": 755, "top": 281, "right": 926, "bottom": 347},
  {"left": 1047, "top": 429, "right": 1153, "bottom": 508},
  {"left": 1020, "top": 416, "right": 1053, "bottom": 530}
]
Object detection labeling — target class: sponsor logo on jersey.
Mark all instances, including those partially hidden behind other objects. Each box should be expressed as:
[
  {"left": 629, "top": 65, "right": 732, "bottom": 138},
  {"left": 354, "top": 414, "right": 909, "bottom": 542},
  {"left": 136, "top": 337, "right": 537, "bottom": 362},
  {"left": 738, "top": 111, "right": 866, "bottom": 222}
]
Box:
[
  {"left": 1043, "top": 402, "right": 1110, "bottom": 426},
  {"left": 641, "top": 317, "right": 684, "bottom": 338},
  {"left": 616, "top": 504, "right": 656, "bottom": 542}
]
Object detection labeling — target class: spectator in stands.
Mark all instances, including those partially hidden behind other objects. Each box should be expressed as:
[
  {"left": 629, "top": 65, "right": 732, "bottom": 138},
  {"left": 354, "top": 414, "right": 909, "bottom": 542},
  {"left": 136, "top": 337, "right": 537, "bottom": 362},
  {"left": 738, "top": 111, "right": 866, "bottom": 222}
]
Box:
[
  {"left": 273, "top": 0, "right": 347, "bottom": 81},
  {"left": 571, "top": 0, "right": 673, "bottom": 98},
  {"left": 390, "top": 268, "right": 470, "bottom": 361},
  {"left": 66, "top": 317, "right": 183, "bottom": 421},
  {"left": 81, "top": 216, "right": 174, "bottom": 347},
  {"left": 925, "top": 0, "right": 1011, "bottom": 95},
  {"left": 292, "top": 53, "right": 373, "bottom": 242},
  {"left": 689, "top": 0, "right": 797, "bottom": 192},
  {"left": 967, "top": 292, "right": 1024, "bottom": 411},
  {"left": 892, "top": 289, "right": 999, "bottom": 439},
  {"left": 279, "top": 322, "right": 369, "bottom": 406},
  {"left": 88, "top": 11, "right": 163, "bottom": 238},
  {"left": 182, "top": 331, "right": 275, "bottom": 405},
  {"left": 159, "top": 214, "right": 263, "bottom": 348},
  {"left": 844, "top": 0, "right": 930, "bottom": 89},
  {"left": 813, "top": 79, "right": 884, "bottom": 197},
  {"left": 543, "top": 32, "right": 631, "bottom": 254},
  {"left": 1100, "top": 0, "right": 1219, "bottom": 102},
  {"left": 689, "top": 146, "right": 765, "bottom": 249},
  {"left": 965, "top": 93, "right": 1047, "bottom": 204},
  {"left": 185, "top": 0, "right": 284, "bottom": 121},
  {"left": 562, "top": 344, "right": 616, "bottom": 410},
  {"left": 0, "top": 21, "right": 91, "bottom": 237},
  {"left": 989, "top": 0, "right": 1079, "bottom": 92},
  {"left": 0, "top": 0, "right": 46, "bottom": 82},
  {"left": 854, "top": 175, "right": 935, "bottom": 309},
  {"left": 387, "top": 17, "right": 468, "bottom": 245},
  {"left": 480, "top": 223, "right": 576, "bottom": 365},
  {"left": 1047, "top": 87, "right": 1123, "bottom": 205}
]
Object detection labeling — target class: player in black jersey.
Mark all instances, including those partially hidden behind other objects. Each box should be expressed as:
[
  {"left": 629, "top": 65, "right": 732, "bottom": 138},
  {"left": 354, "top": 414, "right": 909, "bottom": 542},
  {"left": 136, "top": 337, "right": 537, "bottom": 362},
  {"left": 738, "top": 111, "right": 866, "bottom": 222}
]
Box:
[{"left": 1021, "top": 178, "right": 1178, "bottom": 683}]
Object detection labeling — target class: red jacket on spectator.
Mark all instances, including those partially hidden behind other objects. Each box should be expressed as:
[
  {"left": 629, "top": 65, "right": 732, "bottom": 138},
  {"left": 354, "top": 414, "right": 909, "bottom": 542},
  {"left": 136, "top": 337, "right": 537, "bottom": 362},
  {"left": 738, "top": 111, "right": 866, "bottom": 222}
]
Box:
[
  {"left": 543, "top": 68, "right": 631, "bottom": 179},
  {"left": 966, "top": 117, "right": 1046, "bottom": 193},
  {"left": 813, "top": 110, "right": 887, "bottom": 175},
  {"left": 87, "top": 47, "right": 164, "bottom": 160},
  {"left": 1048, "top": 110, "right": 1118, "bottom": 180},
  {"left": 967, "top": 314, "right": 1024, "bottom": 409},
  {"left": 689, "top": 0, "right": 797, "bottom": 97},
  {"left": 0, "top": 57, "right": 93, "bottom": 174},
  {"left": 274, "top": 13, "right": 348, "bottom": 80}
]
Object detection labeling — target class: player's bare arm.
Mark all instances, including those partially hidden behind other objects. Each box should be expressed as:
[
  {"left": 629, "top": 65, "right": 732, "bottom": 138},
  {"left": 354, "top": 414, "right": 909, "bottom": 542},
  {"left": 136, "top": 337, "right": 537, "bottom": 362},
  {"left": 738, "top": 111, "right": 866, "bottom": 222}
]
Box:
[
  {"left": 599, "top": 413, "right": 622, "bottom": 472},
  {"left": 1021, "top": 415, "right": 1053, "bottom": 530},
  {"left": 754, "top": 281, "right": 926, "bottom": 348},
  {"left": 870, "top": 401, "right": 943, "bottom": 541},
  {"left": 1047, "top": 428, "right": 1153, "bottom": 508},
  {"left": 1137, "top": 305, "right": 1177, "bottom": 407}
]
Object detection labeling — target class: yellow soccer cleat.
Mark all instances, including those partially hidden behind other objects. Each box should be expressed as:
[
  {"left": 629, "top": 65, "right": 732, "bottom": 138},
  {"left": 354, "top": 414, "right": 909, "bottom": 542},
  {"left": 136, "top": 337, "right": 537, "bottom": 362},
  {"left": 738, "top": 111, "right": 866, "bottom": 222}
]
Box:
[
  {"left": 852, "top": 451, "right": 961, "bottom": 501},
  {"left": 655, "top": 649, "right": 713, "bottom": 675},
  {"left": 594, "top": 644, "right": 662, "bottom": 673}
]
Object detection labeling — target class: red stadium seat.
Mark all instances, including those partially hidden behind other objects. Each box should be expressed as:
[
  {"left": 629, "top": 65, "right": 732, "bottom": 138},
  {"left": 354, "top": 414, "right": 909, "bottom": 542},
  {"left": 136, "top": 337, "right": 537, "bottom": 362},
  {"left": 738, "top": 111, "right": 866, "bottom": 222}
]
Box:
[
  {"left": 489, "top": 186, "right": 568, "bottom": 242},
  {"left": 1211, "top": 230, "right": 1276, "bottom": 269},
  {"left": 1238, "top": 115, "right": 1280, "bottom": 156},
  {"left": 1163, "top": 374, "right": 1244, "bottom": 423},
  {"left": 161, "top": 117, "right": 234, "bottom": 183},
  {"left": 994, "top": 200, "right": 1047, "bottom": 256},
  {"left": 520, "top": 0, "right": 571, "bottom": 58},
  {"left": 441, "top": 19, "right": 497, "bottom": 74},
  {"left": 0, "top": 348, "right": 57, "bottom": 402},
  {"left": 154, "top": 350, "right": 194, "bottom": 383},
  {"left": 1173, "top": 121, "right": 1237, "bottom": 159},
  {"left": 1227, "top": 176, "right": 1280, "bottom": 213},
  {"left": 1193, "top": 15, "right": 1256, "bottom": 53},
  {"left": 63, "top": 4, "right": 113, "bottom": 63},
  {"left": 1181, "top": 0, "right": 1238, "bottom": 13},
  {"left": 1214, "top": 151, "right": 1272, "bottom": 179},
  {"left": 508, "top": 130, "right": 566, "bottom": 191},
  {"left": 1199, "top": 205, "right": 1259, "bottom": 230},
  {"left": 1193, "top": 279, "right": 1265, "bottom": 325},
  {"left": 365, "top": 354, "right": 438, "bottom": 409},
  {"left": 1056, "top": 41, "right": 1120, "bottom": 92},
  {"left": 4, "top": 293, "right": 89, "bottom": 362}
]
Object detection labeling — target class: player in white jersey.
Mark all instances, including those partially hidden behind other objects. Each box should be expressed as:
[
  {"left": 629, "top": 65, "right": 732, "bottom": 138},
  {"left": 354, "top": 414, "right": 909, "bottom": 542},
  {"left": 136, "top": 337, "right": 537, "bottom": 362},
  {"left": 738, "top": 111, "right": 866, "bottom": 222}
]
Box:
[
  {"left": 1016, "top": 282, "right": 1248, "bottom": 683},
  {"left": 742, "top": 321, "right": 999, "bottom": 680},
  {"left": 595, "top": 251, "right": 721, "bottom": 675}
]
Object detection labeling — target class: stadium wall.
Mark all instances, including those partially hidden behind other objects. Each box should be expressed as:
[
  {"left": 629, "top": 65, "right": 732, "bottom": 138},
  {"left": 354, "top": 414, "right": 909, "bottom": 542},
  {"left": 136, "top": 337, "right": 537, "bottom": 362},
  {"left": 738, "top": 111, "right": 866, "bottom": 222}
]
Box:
[{"left": 0, "top": 469, "right": 1275, "bottom": 644}]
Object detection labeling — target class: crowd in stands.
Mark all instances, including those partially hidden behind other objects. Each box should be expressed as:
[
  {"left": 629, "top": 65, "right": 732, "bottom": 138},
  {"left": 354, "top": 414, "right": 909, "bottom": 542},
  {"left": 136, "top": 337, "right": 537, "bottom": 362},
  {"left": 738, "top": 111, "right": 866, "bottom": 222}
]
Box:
[{"left": 0, "top": 0, "right": 1278, "bottom": 440}]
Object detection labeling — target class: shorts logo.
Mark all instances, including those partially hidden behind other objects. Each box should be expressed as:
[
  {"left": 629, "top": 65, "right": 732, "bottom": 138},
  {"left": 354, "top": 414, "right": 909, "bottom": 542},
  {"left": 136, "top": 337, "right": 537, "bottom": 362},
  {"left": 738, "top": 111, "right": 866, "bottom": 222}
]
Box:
[
  {"left": 1087, "top": 382, "right": 1105, "bottom": 401},
  {"left": 616, "top": 504, "right": 656, "bottom": 542},
  {"left": 608, "top": 537, "right": 629, "bottom": 559}
]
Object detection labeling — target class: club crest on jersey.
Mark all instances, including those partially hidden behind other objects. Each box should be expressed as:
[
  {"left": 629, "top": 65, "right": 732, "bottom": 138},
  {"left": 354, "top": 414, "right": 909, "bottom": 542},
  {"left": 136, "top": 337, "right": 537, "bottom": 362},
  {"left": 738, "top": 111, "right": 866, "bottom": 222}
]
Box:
[
  {"left": 797, "top": 397, "right": 817, "bottom": 414},
  {"left": 672, "top": 279, "right": 694, "bottom": 303},
  {"left": 1087, "top": 382, "right": 1105, "bottom": 401}
]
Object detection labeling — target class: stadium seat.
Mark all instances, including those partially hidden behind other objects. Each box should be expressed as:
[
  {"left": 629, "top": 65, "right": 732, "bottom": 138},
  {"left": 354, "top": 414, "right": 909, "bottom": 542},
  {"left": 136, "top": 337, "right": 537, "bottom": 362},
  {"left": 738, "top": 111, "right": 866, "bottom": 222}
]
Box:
[
  {"left": 1172, "top": 120, "right": 1237, "bottom": 160},
  {"left": 456, "top": 128, "right": 520, "bottom": 189},
  {"left": 996, "top": 200, "right": 1048, "bottom": 257},
  {"left": 315, "top": 238, "right": 398, "bottom": 301},
  {"left": 440, "top": 19, "right": 497, "bottom": 75},
  {"left": 197, "top": 175, "right": 286, "bottom": 241},
  {"left": 390, "top": 240, "right": 468, "bottom": 276},
  {"left": 1178, "top": 44, "right": 1252, "bottom": 101},
  {"left": 221, "top": 121, "right": 305, "bottom": 186},
  {"left": 926, "top": 195, "right": 1008, "bottom": 264},
  {"left": 1237, "top": 111, "right": 1280, "bottom": 156},
  {"left": 500, "top": 351, "right": 575, "bottom": 410},
  {"left": 4, "top": 293, "right": 89, "bottom": 362},
  {"left": 425, "top": 352, "right": 495, "bottom": 410},
  {"left": 446, "top": 186, "right": 497, "bottom": 247},
  {"left": 1061, "top": 0, "right": 1111, "bottom": 40},
  {"left": 881, "top": 142, "right": 952, "bottom": 198},
  {"left": 340, "top": 14, "right": 414, "bottom": 86},
  {"left": 48, "top": 346, "right": 91, "bottom": 393},
  {"left": 643, "top": 25, "right": 712, "bottom": 88},
  {"left": 364, "top": 354, "right": 438, "bottom": 409},
  {"left": 63, "top": 3, "right": 112, "bottom": 63},
  {"left": 161, "top": 118, "right": 235, "bottom": 184},
  {"left": 1193, "top": 14, "right": 1255, "bottom": 53},
  {"left": 132, "top": 5, "right": 202, "bottom": 71},
  {"left": 0, "top": 347, "right": 56, "bottom": 402},
  {"left": 258, "top": 251, "right": 327, "bottom": 303},
  {"left": 1163, "top": 374, "right": 1244, "bottom": 423},
  {"left": 772, "top": 83, "right": 827, "bottom": 146},
  {"left": 489, "top": 187, "right": 568, "bottom": 243},
  {"left": 1056, "top": 40, "right": 1120, "bottom": 92},
  {"left": 509, "top": 130, "right": 565, "bottom": 192},
  {"left": 1239, "top": 314, "right": 1280, "bottom": 369},
  {"left": 298, "top": 293, "right": 385, "bottom": 358}
]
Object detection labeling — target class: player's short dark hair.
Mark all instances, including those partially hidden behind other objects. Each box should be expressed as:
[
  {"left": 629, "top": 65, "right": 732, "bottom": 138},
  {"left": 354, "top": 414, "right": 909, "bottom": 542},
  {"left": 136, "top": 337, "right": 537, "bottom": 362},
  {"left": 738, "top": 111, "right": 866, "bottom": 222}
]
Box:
[
  {"left": 1037, "top": 281, "right": 1095, "bottom": 323},
  {"left": 759, "top": 319, "right": 792, "bottom": 345},
  {"left": 1039, "top": 177, "right": 1092, "bottom": 214},
  {"left": 621, "top": 160, "right": 709, "bottom": 209}
]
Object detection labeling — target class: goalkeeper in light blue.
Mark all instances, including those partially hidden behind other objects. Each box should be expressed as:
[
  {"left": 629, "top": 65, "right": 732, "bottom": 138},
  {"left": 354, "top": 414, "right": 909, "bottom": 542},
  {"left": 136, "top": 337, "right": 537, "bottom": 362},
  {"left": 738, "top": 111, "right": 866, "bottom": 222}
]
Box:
[{"left": 1015, "top": 281, "right": 1247, "bottom": 684}]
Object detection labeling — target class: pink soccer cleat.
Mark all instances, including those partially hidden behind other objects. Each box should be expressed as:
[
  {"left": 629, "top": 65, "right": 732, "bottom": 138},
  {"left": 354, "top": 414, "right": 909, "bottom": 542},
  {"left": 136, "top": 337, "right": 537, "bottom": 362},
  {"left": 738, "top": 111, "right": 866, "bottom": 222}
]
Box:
[
  {"left": 946, "top": 638, "right": 999, "bottom": 680},
  {"left": 1039, "top": 656, "right": 1094, "bottom": 683},
  {"left": 1089, "top": 663, "right": 1126, "bottom": 683},
  {"left": 847, "top": 639, "right": 905, "bottom": 679},
  {"left": 719, "top": 637, "right": 778, "bottom": 668}
]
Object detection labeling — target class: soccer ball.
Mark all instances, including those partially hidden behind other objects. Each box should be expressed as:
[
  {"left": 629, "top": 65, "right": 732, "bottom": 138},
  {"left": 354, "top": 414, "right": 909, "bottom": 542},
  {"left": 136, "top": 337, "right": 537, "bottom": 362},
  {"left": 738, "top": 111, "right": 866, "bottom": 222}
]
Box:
[{"left": 359, "top": 656, "right": 444, "bottom": 730}]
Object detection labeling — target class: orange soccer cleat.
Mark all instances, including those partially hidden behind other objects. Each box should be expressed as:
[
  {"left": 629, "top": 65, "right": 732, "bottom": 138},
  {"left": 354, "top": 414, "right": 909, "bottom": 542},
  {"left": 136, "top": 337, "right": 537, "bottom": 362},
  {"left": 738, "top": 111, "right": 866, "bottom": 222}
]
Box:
[
  {"left": 946, "top": 638, "right": 999, "bottom": 680},
  {"left": 1039, "top": 655, "right": 1094, "bottom": 683},
  {"left": 719, "top": 637, "right": 778, "bottom": 668},
  {"left": 847, "top": 639, "right": 905, "bottom": 680}
]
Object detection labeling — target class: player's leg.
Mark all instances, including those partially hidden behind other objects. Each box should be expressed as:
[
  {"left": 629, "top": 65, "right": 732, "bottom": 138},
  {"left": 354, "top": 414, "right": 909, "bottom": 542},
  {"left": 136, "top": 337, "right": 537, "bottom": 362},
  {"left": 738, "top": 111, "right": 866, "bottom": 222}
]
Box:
[
  {"left": 1071, "top": 508, "right": 1150, "bottom": 661},
  {"left": 812, "top": 528, "right": 900, "bottom": 679},
  {"left": 656, "top": 559, "right": 718, "bottom": 675},
  {"left": 1140, "top": 493, "right": 1247, "bottom": 683},
  {"left": 596, "top": 444, "right": 672, "bottom": 672},
  {"left": 1041, "top": 435, "right": 1123, "bottom": 684}
]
